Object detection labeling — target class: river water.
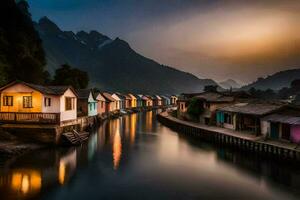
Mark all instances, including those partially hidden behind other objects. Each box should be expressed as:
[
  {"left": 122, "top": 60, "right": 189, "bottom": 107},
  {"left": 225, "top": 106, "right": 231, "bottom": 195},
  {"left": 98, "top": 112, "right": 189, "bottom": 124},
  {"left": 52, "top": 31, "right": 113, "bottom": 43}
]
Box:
[{"left": 0, "top": 110, "right": 300, "bottom": 200}]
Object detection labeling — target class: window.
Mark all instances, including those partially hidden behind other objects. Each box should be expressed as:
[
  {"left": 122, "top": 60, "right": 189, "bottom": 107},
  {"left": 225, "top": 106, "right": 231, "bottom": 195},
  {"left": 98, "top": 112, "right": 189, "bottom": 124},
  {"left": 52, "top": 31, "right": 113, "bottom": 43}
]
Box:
[
  {"left": 65, "top": 97, "right": 75, "bottom": 111},
  {"left": 3, "top": 96, "right": 13, "bottom": 106},
  {"left": 224, "top": 113, "right": 233, "bottom": 124},
  {"left": 23, "top": 96, "right": 33, "bottom": 108},
  {"left": 101, "top": 101, "right": 104, "bottom": 108},
  {"left": 44, "top": 97, "right": 51, "bottom": 107}
]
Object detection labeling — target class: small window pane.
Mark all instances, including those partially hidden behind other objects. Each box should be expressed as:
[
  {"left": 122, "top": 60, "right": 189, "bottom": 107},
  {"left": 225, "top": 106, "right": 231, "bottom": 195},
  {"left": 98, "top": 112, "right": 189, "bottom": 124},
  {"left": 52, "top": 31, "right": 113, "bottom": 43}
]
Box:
[{"left": 23, "top": 96, "right": 32, "bottom": 108}]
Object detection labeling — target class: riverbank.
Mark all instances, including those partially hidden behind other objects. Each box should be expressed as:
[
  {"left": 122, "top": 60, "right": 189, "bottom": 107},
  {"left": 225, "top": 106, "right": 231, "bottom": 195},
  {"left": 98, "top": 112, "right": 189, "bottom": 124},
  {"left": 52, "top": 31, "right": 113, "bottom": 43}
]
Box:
[
  {"left": 0, "top": 106, "right": 169, "bottom": 163},
  {"left": 157, "top": 111, "right": 300, "bottom": 161}
]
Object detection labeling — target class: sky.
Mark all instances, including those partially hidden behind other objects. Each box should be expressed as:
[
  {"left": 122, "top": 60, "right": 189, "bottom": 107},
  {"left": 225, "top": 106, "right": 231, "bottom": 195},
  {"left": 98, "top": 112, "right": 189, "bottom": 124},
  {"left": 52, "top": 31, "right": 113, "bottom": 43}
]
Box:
[{"left": 27, "top": 0, "right": 300, "bottom": 84}]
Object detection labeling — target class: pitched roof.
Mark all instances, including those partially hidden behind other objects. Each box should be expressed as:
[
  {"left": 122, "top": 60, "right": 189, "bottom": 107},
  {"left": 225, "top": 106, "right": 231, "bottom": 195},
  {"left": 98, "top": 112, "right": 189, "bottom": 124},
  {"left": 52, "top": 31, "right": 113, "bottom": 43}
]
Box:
[
  {"left": 95, "top": 92, "right": 107, "bottom": 102},
  {"left": 0, "top": 80, "right": 77, "bottom": 96},
  {"left": 76, "top": 89, "right": 93, "bottom": 99},
  {"left": 195, "top": 92, "right": 234, "bottom": 102},
  {"left": 102, "top": 92, "right": 116, "bottom": 102},
  {"left": 115, "top": 93, "right": 126, "bottom": 100},
  {"left": 134, "top": 94, "right": 143, "bottom": 100},
  {"left": 128, "top": 93, "right": 137, "bottom": 99},
  {"left": 218, "top": 103, "right": 284, "bottom": 116}
]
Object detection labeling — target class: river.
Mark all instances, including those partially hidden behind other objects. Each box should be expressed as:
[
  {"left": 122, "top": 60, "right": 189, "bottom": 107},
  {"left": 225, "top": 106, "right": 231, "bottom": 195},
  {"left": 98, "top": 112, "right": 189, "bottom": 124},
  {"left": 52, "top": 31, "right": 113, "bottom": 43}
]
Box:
[{"left": 0, "top": 110, "right": 300, "bottom": 200}]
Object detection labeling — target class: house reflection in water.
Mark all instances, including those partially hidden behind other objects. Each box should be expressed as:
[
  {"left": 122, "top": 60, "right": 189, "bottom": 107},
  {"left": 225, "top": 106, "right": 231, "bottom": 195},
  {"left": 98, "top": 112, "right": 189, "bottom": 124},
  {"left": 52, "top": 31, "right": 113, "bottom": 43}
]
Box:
[
  {"left": 0, "top": 169, "right": 42, "bottom": 198},
  {"left": 88, "top": 133, "right": 98, "bottom": 161},
  {"left": 112, "top": 119, "right": 122, "bottom": 170},
  {"left": 145, "top": 111, "right": 153, "bottom": 132},
  {"left": 130, "top": 114, "right": 137, "bottom": 144},
  {"left": 11, "top": 170, "right": 41, "bottom": 195},
  {"left": 58, "top": 149, "right": 77, "bottom": 185}
]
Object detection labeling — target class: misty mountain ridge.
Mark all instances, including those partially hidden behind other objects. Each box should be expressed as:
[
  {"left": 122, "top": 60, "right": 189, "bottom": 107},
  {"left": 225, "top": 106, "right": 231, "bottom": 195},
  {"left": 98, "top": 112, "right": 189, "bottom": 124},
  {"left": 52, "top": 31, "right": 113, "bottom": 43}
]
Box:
[
  {"left": 241, "top": 68, "right": 300, "bottom": 91},
  {"left": 35, "top": 16, "right": 218, "bottom": 94},
  {"left": 219, "top": 79, "right": 242, "bottom": 89}
]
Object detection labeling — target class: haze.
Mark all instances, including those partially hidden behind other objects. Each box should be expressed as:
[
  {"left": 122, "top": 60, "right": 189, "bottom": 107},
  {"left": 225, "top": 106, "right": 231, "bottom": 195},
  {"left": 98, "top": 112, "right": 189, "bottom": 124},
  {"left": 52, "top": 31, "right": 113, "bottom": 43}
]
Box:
[{"left": 28, "top": 0, "right": 300, "bottom": 84}]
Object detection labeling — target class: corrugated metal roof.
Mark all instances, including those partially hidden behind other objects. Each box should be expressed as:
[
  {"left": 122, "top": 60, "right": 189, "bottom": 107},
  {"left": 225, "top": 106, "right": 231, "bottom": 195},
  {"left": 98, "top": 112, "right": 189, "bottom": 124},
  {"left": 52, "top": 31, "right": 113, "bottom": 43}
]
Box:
[
  {"left": 262, "top": 114, "right": 300, "bottom": 125},
  {"left": 218, "top": 103, "right": 283, "bottom": 116}
]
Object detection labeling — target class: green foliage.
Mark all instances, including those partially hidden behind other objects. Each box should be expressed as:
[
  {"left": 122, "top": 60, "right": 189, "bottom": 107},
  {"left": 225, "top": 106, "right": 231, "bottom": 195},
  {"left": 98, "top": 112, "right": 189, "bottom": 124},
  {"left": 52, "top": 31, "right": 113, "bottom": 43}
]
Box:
[
  {"left": 248, "top": 87, "right": 277, "bottom": 100},
  {"left": 0, "top": 0, "right": 48, "bottom": 85},
  {"left": 52, "top": 64, "right": 89, "bottom": 89},
  {"left": 187, "top": 98, "right": 203, "bottom": 118},
  {"left": 204, "top": 85, "right": 217, "bottom": 92}
]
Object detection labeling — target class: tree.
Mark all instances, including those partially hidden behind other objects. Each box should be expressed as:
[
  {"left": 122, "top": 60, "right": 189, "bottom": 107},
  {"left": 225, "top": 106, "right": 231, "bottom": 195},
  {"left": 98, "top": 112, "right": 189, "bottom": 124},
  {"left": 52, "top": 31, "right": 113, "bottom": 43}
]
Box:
[
  {"left": 291, "top": 79, "right": 300, "bottom": 91},
  {"left": 204, "top": 85, "right": 218, "bottom": 92},
  {"left": 52, "top": 64, "right": 89, "bottom": 89},
  {"left": 0, "top": 0, "right": 48, "bottom": 85},
  {"left": 187, "top": 97, "right": 204, "bottom": 119}
]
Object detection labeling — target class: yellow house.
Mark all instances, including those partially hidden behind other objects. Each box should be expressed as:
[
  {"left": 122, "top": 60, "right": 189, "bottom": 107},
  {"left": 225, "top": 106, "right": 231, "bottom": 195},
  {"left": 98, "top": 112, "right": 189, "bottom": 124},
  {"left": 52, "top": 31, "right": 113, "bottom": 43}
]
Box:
[
  {"left": 0, "top": 81, "right": 78, "bottom": 124},
  {"left": 128, "top": 94, "right": 137, "bottom": 108}
]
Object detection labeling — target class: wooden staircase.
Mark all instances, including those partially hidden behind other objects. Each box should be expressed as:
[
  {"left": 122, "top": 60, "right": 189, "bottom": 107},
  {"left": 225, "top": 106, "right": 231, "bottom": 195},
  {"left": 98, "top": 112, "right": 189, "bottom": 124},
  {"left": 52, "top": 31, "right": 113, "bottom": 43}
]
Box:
[{"left": 62, "top": 130, "right": 89, "bottom": 145}]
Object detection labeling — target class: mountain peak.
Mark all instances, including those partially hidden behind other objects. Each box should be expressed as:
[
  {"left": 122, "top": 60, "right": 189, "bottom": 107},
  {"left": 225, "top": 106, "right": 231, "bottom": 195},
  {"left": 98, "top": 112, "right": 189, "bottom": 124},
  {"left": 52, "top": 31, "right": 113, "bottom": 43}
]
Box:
[
  {"left": 38, "top": 16, "right": 61, "bottom": 34},
  {"left": 219, "top": 79, "right": 241, "bottom": 89},
  {"left": 76, "top": 30, "right": 110, "bottom": 47}
]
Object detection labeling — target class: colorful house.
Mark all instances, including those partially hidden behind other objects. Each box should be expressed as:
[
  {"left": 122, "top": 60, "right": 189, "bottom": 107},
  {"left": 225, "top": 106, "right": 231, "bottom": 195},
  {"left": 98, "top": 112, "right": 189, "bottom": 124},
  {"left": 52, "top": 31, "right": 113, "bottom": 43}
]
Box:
[
  {"left": 145, "top": 95, "right": 153, "bottom": 107},
  {"left": 170, "top": 95, "right": 178, "bottom": 105},
  {"left": 195, "top": 92, "right": 235, "bottom": 125},
  {"left": 0, "top": 81, "right": 77, "bottom": 124},
  {"left": 111, "top": 93, "right": 121, "bottom": 111},
  {"left": 128, "top": 94, "right": 137, "bottom": 108},
  {"left": 261, "top": 106, "right": 300, "bottom": 143},
  {"left": 177, "top": 96, "right": 190, "bottom": 119},
  {"left": 135, "top": 95, "right": 144, "bottom": 107},
  {"left": 123, "top": 94, "right": 132, "bottom": 109},
  {"left": 115, "top": 93, "right": 126, "bottom": 110},
  {"left": 95, "top": 92, "right": 107, "bottom": 115},
  {"left": 155, "top": 95, "right": 162, "bottom": 106},
  {"left": 217, "top": 102, "right": 284, "bottom": 135},
  {"left": 102, "top": 92, "right": 117, "bottom": 112},
  {"left": 76, "top": 89, "right": 97, "bottom": 117},
  {"left": 151, "top": 95, "right": 159, "bottom": 107},
  {"left": 161, "top": 95, "right": 171, "bottom": 106}
]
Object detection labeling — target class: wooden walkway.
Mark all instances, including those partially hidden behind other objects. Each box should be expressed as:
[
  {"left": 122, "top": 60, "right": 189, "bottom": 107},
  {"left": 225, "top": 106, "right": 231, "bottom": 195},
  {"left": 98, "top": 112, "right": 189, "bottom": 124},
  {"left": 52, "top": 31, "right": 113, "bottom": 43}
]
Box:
[{"left": 158, "top": 112, "right": 300, "bottom": 161}]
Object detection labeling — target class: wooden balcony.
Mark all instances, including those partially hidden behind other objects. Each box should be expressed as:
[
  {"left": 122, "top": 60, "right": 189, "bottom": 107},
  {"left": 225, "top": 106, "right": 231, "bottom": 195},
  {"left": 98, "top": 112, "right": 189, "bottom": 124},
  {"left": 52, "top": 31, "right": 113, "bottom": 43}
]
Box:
[{"left": 0, "top": 112, "right": 60, "bottom": 124}]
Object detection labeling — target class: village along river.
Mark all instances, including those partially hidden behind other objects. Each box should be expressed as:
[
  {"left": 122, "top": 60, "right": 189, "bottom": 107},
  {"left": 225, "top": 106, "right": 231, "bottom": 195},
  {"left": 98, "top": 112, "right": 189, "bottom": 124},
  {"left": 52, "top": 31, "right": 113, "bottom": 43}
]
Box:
[{"left": 0, "top": 110, "right": 300, "bottom": 200}]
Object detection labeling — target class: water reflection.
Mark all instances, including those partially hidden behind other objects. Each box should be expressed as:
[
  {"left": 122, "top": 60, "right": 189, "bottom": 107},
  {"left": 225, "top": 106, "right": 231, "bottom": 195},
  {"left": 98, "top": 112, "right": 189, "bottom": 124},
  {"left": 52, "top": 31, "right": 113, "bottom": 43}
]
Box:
[
  {"left": 112, "top": 119, "right": 122, "bottom": 170},
  {"left": 11, "top": 169, "right": 41, "bottom": 195},
  {"left": 0, "top": 111, "right": 300, "bottom": 200},
  {"left": 58, "top": 149, "right": 77, "bottom": 185}
]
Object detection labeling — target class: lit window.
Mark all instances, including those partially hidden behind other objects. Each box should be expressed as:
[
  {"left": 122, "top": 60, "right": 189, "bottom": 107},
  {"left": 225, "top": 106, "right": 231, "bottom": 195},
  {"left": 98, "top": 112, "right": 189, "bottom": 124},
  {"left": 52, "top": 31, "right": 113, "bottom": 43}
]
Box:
[
  {"left": 3, "top": 96, "right": 13, "bottom": 106},
  {"left": 23, "top": 96, "right": 32, "bottom": 108},
  {"left": 65, "top": 97, "right": 74, "bottom": 111}
]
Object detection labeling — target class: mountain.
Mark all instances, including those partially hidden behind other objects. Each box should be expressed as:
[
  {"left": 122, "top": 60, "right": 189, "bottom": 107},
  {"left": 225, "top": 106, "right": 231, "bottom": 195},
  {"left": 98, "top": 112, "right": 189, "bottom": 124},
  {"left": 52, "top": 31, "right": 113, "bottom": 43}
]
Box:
[
  {"left": 241, "top": 69, "right": 300, "bottom": 91},
  {"left": 219, "top": 79, "right": 241, "bottom": 90},
  {"left": 35, "top": 17, "right": 218, "bottom": 94},
  {"left": 0, "top": 0, "right": 47, "bottom": 85}
]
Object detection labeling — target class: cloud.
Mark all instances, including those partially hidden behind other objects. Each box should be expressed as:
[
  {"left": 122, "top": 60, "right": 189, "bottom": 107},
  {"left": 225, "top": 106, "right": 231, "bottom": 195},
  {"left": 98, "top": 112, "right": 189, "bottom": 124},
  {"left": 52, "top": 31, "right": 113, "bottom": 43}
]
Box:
[{"left": 28, "top": 0, "right": 300, "bottom": 83}]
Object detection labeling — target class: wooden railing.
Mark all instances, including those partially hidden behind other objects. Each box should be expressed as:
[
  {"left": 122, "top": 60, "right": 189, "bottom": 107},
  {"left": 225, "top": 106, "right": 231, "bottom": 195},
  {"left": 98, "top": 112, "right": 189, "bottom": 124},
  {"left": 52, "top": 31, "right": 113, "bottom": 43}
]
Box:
[{"left": 0, "top": 112, "right": 60, "bottom": 124}]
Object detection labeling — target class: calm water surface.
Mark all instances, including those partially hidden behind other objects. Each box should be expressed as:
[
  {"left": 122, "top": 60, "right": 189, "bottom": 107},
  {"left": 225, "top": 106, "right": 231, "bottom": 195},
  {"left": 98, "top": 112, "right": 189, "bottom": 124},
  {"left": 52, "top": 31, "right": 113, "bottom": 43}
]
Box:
[{"left": 1, "top": 110, "right": 300, "bottom": 200}]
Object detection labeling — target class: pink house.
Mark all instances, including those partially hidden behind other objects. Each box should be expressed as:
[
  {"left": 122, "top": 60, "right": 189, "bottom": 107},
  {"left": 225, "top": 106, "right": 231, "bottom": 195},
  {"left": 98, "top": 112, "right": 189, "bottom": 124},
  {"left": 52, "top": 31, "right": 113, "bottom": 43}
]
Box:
[{"left": 291, "top": 125, "right": 300, "bottom": 143}]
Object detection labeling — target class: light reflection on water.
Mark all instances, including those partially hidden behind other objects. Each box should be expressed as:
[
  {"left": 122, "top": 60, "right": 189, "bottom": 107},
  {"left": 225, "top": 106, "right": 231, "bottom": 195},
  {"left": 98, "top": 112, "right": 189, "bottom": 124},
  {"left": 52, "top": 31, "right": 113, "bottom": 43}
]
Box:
[{"left": 0, "top": 110, "right": 300, "bottom": 200}]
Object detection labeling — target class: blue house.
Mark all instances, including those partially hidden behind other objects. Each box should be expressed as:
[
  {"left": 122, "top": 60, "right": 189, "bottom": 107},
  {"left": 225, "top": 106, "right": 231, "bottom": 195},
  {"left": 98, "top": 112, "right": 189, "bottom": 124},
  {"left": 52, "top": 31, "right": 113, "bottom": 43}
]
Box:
[{"left": 76, "top": 89, "right": 98, "bottom": 117}]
